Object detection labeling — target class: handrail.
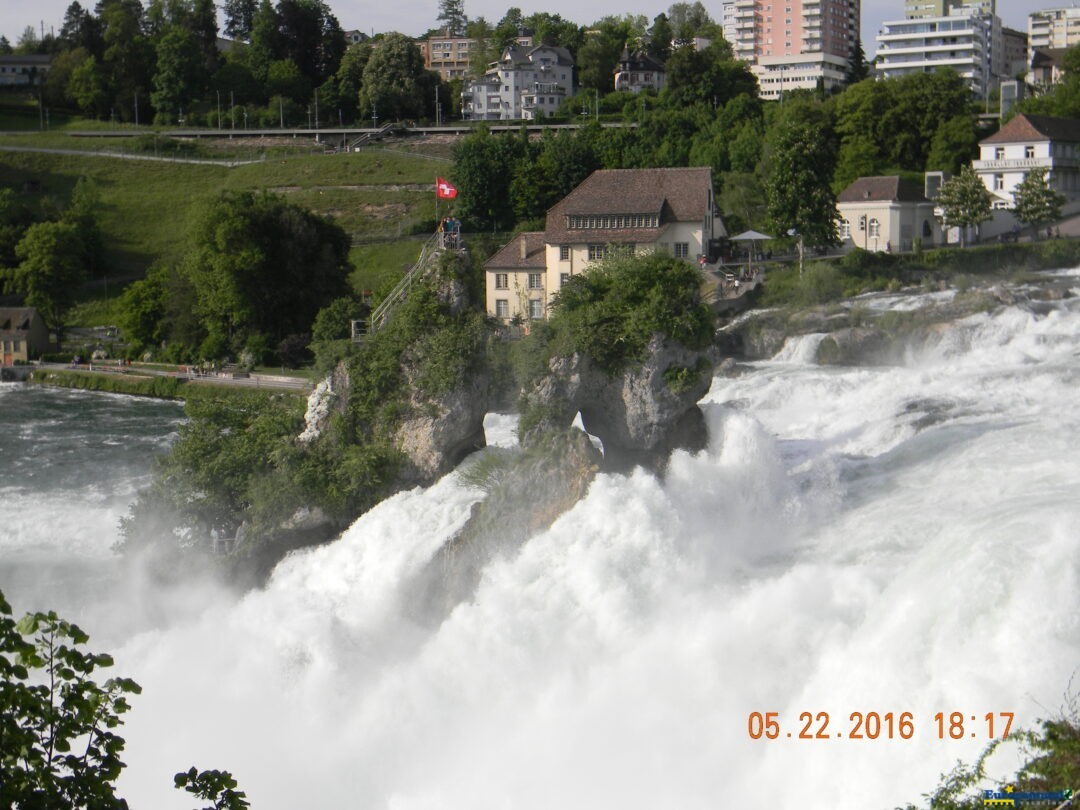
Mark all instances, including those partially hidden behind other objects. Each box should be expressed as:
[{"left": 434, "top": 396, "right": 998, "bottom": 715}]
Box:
[
  {"left": 347, "top": 121, "right": 396, "bottom": 151},
  {"left": 367, "top": 231, "right": 443, "bottom": 335}
]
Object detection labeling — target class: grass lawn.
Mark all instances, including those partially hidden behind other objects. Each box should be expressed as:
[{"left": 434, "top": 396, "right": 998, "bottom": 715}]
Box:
[{"left": 349, "top": 240, "right": 425, "bottom": 297}]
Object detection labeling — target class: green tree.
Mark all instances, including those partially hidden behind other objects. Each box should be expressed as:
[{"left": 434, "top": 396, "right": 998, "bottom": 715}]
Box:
[
  {"left": 843, "top": 37, "right": 868, "bottom": 85},
  {"left": 452, "top": 126, "right": 524, "bottom": 230},
  {"left": 358, "top": 32, "right": 436, "bottom": 122},
  {"left": 265, "top": 58, "right": 310, "bottom": 103},
  {"left": 832, "top": 134, "right": 883, "bottom": 192},
  {"left": 1012, "top": 167, "right": 1066, "bottom": 235},
  {"left": 719, "top": 171, "right": 766, "bottom": 233},
  {"left": 437, "top": 0, "right": 467, "bottom": 37},
  {"left": 465, "top": 17, "right": 494, "bottom": 78},
  {"left": 576, "top": 15, "right": 645, "bottom": 93},
  {"left": 765, "top": 103, "right": 841, "bottom": 247},
  {"left": 0, "top": 37, "right": 11, "bottom": 55},
  {"left": 936, "top": 164, "right": 992, "bottom": 247},
  {"left": 174, "top": 767, "right": 250, "bottom": 810},
  {"left": 667, "top": 1, "right": 714, "bottom": 45},
  {"left": 3, "top": 221, "right": 90, "bottom": 343},
  {"left": 152, "top": 27, "right": 206, "bottom": 122},
  {"left": 181, "top": 191, "right": 350, "bottom": 355},
  {"left": 247, "top": 0, "right": 280, "bottom": 81},
  {"left": 68, "top": 53, "right": 109, "bottom": 117},
  {"left": 0, "top": 589, "right": 141, "bottom": 809},
  {"left": 926, "top": 114, "right": 978, "bottom": 175},
  {"left": 647, "top": 13, "right": 673, "bottom": 62},
  {"left": 223, "top": 0, "right": 258, "bottom": 40},
  {"left": 312, "top": 295, "right": 368, "bottom": 342}
]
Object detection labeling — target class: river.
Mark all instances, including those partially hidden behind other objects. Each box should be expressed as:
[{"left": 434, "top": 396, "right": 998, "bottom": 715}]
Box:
[{"left": 1, "top": 277, "right": 1078, "bottom": 808}]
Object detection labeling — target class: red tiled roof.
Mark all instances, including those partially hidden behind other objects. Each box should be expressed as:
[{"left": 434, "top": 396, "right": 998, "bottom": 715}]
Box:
[
  {"left": 485, "top": 231, "right": 547, "bottom": 270},
  {"left": 837, "top": 176, "right": 929, "bottom": 203},
  {"left": 980, "top": 113, "right": 1080, "bottom": 145}
]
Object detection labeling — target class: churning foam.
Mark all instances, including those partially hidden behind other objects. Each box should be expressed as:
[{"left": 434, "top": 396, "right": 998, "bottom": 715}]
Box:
[{"left": 4, "top": 298, "right": 1079, "bottom": 809}]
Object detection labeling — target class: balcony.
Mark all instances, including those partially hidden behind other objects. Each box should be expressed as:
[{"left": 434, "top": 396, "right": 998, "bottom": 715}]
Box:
[{"left": 974, "top": 156, "right": 1079, "bottom": 171}]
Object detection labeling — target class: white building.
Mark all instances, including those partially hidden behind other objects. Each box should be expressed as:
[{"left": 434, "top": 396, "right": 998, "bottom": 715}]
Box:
[
  {"left": 753, "top": 53, "right": 851, "bottom": 100},
  {"left": 875, "top": 5, "right": 997, "bottom": 98},
  {"left": 973, "top": 113, "right": 1080, "bottom": 208},
  {"left": 721, "top": 1, "right": 738, "bottom": 44},
  {"left": 461, "top": 45, "right": 574, "bottom": 121},
  {"left": 836, "top": 176, "right": 944, "bottom": 253},
  {"left": 486, "top": 168, "right": 726, "bottom": 322},
  {"left": 1028, "top": 7, "right": 1080, "bottom": 64},
  {"left": 0, "top": 55, "right": 51, "bottom": 87}
]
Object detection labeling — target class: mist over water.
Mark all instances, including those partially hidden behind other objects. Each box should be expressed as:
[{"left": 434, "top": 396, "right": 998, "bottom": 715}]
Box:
[{"left": 2, "top": 287, "right": 1080, "bottom": 808}]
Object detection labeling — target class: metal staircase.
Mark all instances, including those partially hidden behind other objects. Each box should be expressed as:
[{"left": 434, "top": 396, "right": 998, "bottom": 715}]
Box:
[
  {"left": 360, "top": 231, "right": 444, "bottom": 338},
  {"left": 346, "top": 122, "right": 396, "bottom": 151}
]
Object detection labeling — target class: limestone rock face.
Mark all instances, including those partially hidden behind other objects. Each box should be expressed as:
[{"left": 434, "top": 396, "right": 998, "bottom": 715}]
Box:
[
  {"left": 522, "top": 334, "right": 718, "bottom": 470},
  {"left": 394, "top": 362, "right": 489, "bottom": 485}
]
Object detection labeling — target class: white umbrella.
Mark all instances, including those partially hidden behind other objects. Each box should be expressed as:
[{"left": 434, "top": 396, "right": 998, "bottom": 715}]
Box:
[{"left": 729, "top": 230, "right": 773, "bottom": 275}]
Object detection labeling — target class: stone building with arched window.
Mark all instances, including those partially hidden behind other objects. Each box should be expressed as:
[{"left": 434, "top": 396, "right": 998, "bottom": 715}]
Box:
[{"left": 835, "top": 176, "right": 944, "bottom": 253}]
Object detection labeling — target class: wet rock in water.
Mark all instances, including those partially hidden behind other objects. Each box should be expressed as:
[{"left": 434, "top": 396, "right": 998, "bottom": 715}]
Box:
[
  {"left": 411, "top": 429, "right": 602, "bottom": 618},
  {"left": 521, "top": 334, "right": 718, "bottom": 471}
]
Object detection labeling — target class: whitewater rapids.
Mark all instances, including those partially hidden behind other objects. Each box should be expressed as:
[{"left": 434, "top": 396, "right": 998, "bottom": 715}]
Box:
[{"left": 2, "top": 286, "right": 1079, "bottom": 808}]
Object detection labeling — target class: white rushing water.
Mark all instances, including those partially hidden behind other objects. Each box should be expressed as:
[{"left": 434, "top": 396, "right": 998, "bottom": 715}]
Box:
[{"left": 2, "top": 289, "right": 1079, "bottom": 809}]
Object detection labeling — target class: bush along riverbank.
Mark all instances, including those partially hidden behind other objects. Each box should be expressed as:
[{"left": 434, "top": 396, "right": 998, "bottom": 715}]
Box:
[{"left": 28, "top": 368, "right": 187, "bottom": 399}]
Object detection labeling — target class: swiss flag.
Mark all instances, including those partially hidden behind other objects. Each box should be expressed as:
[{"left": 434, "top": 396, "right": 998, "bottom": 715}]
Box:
[{"left": 436, "top": 177, "right": 458, "bottom": 199}]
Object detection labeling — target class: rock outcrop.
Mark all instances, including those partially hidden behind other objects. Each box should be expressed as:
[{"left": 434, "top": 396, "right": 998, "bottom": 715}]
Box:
[
  {"left": 412, "top": 429, "right": 602, "bottom": 619},
  {"left": 394, "top": 368, "right": 488, "bottom": 484},
  {"left": 521, "top": 334, "right": 719, "bottom": 470}
]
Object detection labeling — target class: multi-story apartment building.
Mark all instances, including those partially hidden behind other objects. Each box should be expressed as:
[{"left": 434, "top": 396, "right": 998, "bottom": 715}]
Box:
[
  {"left": 486, "top": 168, "right": 725, "bottom": 323},
  {"left": 461, "top": 45, "right": 574, "bottom": 120},
  {"left": 875, "top": 5, "right": 997, "bottom": 97},
  {"left": 1001, "top": 26, "right": 1029, "bottom": 78},
  {"left": 721, "top": 1, "right": 738, "bottom": 44},
  {"left": 1028, "top": 7, "right": 1080, "bottom": 63},
  {"left": 904, "top": 0, "right": 993, "bottom": 19},
  {"left": 419, "top": 35, "right": 474, "bottom": 81},
  {"left": 731, "top": 0, "right": 859, "bottom": 100}
]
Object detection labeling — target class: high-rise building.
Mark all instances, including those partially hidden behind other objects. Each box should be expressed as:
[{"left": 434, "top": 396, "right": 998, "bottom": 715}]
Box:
[
  {"left": 903, "top": 0, "right": 993, "bottom": 20},
  {"left": 731, "top": 0, "right": 860, "bottom": 99},
  {"left": 1028, "top": 7, "right": 1080, "bottom": 63},
  {"left": 875, "top": 5, "right": 998, "bottom": 98},
  {"left": 721, "top": 1, "right": 738, "bottom": 44}
]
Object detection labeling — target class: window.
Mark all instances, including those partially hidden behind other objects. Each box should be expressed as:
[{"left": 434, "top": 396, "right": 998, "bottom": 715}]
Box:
[
  {"left": 868, "top": 218, "right": 880, "bottom": 238},
  {"left": 1025, "top": 145, "right": 1035, "bottom": 158},
  {"left": 995, "top": 147, "right": 1005, "bottom": 159},
  {"left": 495, "top": 273, "right": 508, "bottom": 289},
  {"left": 841, "top": 220, "right": 851, "bottom": 239},
  {"left": 559, "top": 244, "right": 570, "bottom": 260},
  {"left": 495, "top": 299, "right": 509, "bottom": 317},
  {"left": 560, "top": 273, "right": 571, "bottom": 285},
  {"left": 994, "top": 174, "right": 1004, "bottom": 190},
  {"left": 588, "top": 244, "right": 606, "bottom": 260},
  {"left": 528, "top": 272, "right": 542, "bottom": 289},
  {"left": 528, "top": 299, "right": 543, "bottom": 319},
  {"left": 674, "top": 242, "right": 689, "bottom": 258}
]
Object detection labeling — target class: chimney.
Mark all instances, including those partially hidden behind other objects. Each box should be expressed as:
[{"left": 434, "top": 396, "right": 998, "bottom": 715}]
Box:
[{"left": 519, "top": 236, "right": 528, "bottom": 260}]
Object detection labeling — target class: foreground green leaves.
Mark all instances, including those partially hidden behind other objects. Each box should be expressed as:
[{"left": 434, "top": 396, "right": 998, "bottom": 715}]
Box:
[{"left": 0, "top": 590, "right": 140, "bottom": 810}]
